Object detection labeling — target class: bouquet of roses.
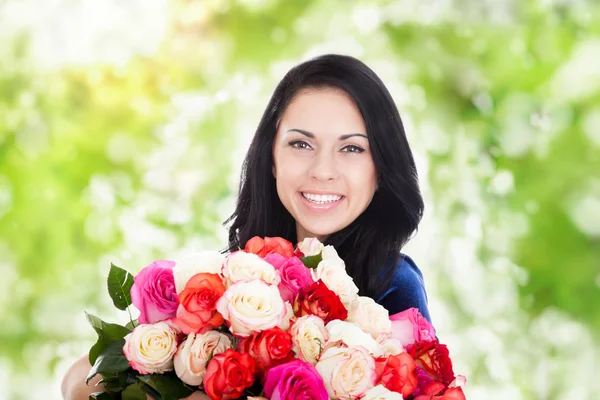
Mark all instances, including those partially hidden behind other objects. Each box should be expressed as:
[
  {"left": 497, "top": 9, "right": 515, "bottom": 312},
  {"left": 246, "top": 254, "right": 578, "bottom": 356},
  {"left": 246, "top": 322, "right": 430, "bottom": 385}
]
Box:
[{"left": 85, "top": 236, "right": 466, "bottom": 400}]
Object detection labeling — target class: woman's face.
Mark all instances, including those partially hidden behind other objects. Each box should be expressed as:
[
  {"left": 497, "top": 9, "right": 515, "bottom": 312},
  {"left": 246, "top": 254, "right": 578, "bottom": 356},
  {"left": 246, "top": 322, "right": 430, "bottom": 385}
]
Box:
[{"left": 272, "top": 88, "right": 378, "bottom": 243}]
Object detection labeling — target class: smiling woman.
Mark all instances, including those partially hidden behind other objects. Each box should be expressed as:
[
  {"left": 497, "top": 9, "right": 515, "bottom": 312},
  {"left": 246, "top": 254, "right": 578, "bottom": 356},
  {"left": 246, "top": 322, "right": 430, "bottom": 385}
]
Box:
[
  {"left": 225, "top": 54, "right": 429, "bottom": 320},
  {"left": 61, "top": 54, "right": 431, "bottom": 399}
]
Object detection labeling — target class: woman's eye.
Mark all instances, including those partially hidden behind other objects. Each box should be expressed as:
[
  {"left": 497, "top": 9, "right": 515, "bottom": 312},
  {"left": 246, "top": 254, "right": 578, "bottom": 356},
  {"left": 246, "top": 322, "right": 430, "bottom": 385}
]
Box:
[
  {"left": 289, "top": 140, "right": 311, "bottom": 150},
  {"left": 342, "top": 145, "right": 365, "bottom": 153}
]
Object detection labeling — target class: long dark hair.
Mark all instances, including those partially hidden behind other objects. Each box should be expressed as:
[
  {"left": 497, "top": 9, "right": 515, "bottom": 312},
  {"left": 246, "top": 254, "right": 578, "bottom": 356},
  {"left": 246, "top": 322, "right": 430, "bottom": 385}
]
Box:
[{"left": 224, "top": 54, "right": 424, "bottom": 299}]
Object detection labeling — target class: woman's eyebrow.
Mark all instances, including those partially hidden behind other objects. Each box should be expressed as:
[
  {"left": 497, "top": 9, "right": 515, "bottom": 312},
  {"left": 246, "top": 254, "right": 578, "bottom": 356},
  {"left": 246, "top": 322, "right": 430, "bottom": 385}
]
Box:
[{"left": 286, "top": 128, "right": 367, "bottom": 140}]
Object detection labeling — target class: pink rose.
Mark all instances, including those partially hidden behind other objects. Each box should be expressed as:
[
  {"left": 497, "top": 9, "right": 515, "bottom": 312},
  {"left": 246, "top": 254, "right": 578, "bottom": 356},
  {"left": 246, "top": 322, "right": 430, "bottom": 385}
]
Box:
[
  {"left": 265, "top": 255, "right": 313, "bottom": 304},
  {"left": 131, "top": 260, "right": 178, "bottom": 324},
  {"left": 390, "top": 308, "right": 435, "bottom": 347},
  {"left": 263, "top": 360, "right": 328, "bottom": 400}
]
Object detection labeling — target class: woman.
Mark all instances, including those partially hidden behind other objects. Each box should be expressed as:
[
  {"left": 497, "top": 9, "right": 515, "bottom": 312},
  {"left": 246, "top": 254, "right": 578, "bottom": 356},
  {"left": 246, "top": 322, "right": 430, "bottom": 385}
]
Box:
[{"left": 61, "top": 54, "right": 430, "bottom": 399}]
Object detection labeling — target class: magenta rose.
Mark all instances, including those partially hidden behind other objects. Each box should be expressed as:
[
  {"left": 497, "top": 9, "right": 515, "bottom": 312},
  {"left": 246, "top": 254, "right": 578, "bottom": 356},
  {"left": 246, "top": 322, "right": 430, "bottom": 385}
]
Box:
[
  {"left": 390, "top": 307, "right": 436, "bottom": 347},
  {"left": 264, "top": 254, "right": 313, "bottom": 304},
  {"left": 131, "top": 260, "right": 178, "bottom": 324},
  {"left": 263, "top": 360, "right": 328, "bottom": 400}
]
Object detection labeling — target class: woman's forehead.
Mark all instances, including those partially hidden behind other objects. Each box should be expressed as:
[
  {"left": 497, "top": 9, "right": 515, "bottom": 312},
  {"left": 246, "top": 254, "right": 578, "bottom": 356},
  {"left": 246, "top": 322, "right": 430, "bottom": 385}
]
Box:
[{"left": 278, "top": 89, "right": 367, "bottom": 137}]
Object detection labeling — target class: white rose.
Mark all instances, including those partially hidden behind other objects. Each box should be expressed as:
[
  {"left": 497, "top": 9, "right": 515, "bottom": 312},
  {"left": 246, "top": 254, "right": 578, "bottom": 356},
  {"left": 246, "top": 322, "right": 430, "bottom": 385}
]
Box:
[
  {"left": 315, "top": 346, "right": 376, "bottom": 399},
  {"left": 311, "top": 258, "right": 359, "bottom": 306},
  {"left": 361, "top": 385, "right": 404, "bottom": 400},
  {"left": 279, "top": 301, "right": 295, "bottom": 332},
  {"left": 325, "top": 320, "right": 382, "bottom": 356},
  {"left": 321, "top": 245, "right": 341, "bottom": 261},
  {"left": 297, "top": 237, "right": 325, "bottom": 256},
  {"left": 378, "top": 338, "right": 405, "bottom": 357},
  {"left": 216, "top": 279, "right": 287, "bottom": 337},
  {"left": 222, "top": 251, "right": 280, "bottom": 287},
  {"left": 173, "top": 251, "right": 225, "bottom": 293},
  {"left": 291, "top": 315, "right": 328, "bottom": 365},
  {"left": 347, "top": 296, "right": 392, "bottom": 341},
  {"left": 123, "top": 322, "right": 178, "bottom": 374},
  {"left": 173, "top": 331, "right": 233, "bottom": 385}
]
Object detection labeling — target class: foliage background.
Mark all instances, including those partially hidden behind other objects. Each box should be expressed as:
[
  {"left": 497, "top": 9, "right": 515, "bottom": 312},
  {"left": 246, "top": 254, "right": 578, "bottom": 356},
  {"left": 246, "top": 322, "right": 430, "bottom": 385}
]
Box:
[{"left": 0, "top": 0, "right": 599, "bottom": 398}]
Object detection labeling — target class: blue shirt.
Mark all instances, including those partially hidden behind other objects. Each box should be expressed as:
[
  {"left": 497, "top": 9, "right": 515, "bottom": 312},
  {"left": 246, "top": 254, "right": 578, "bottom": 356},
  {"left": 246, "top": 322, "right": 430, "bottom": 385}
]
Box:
[{"left": 375, "top": 254, "right": 432, "bottom": 323}]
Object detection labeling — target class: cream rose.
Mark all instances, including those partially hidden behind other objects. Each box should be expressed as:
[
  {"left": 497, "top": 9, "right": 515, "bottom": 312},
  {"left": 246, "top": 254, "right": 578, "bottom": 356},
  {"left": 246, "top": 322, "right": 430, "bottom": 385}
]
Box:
[
  {"left": 325, "top": 320, "right": 382, "bottom": 356},
  {"left": 347, "top": 296, "right": 392, "bottom": 341},
  {"left": 173, "top": 250, "right": 225, "bottom": 293},
  {"left": 297, "top": 237, "right": 325, "bottom": 256},
  {"left": 216, "top": 279, "right": 287, "bottom": 337},
  {"left": 378, "top": 338, "right": 404, "bottom": 357},
  {"left": 123, "top": 322, "right": 178, "bottom": 374},
  {"left": 291, "top": 315, "right": 328, "bottom": 365},
  {"left": 315, "top": 346, "right": 376, "bottom": 399},
  {"left": 222, "top": 251, "right": 280, "bottom": 287},
  {"left": 361, "top": 385, "right": 404, "bottom": 400},
  {"left": 311, "top": 258, "right": 359, "bottom": 306},
  {"left": 321, "top": 245, "right": 341, "bottom": 261},
  {"left": 173, "top": 331, "right": 233, "bottom": 385}
]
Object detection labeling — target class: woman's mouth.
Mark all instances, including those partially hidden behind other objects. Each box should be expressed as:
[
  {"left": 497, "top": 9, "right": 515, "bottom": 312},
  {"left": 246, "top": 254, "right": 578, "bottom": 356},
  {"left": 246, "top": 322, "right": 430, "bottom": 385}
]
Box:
[
  {"left": 299, "top": 192, "right": 345, "bottom": 212},
  {"left": 301, "top": 192, "right": 344, "bottom": 204}
]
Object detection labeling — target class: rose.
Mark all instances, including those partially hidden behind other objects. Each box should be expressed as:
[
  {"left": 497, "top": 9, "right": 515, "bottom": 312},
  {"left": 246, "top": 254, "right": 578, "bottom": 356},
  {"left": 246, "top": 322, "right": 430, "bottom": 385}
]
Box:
[
  {"left": 237, "top": 327, "right": 294, "bottom": 379},
  {"left": 173, "top": 273, "right": 226, "bottom": 334},
  {"left": 130, "top": 260, "right": 178, "bottom": 324},
  {"left": 203, "top": 349, "right": 257, "bottom": 400},
  {"left": 297, "top": 237, "right": 325, "bottom": 257},
  {"left": 173, "top": 251, "right": 225, "bottom": 294},
  {"left": 173, "top": 331, "right": 233, "bottom": 385},
  {"left": 378, "top": 338, "right": 404, "bottom": 357},
  {"left": 263, "top": 359, "right": 329, "bottom": 400},
  {"left": 325, "top": 320, "right": 382, "bottom": 356},
  {"left": 375, "top": 352, "right": 418, "bottom": 397},
  {"left": 361, "top": 385, "right": 404, "bottom": 400},
  {"left": 244, "top": 236, "right": 294, "bottom": 258},
  {"left": 264, "top": 254, "right": 313, "bottom": 303},
  {"left": 296, "top": 280, "right": 348, "bottom": 323},
  {"left": 347, "top": 296, "right": 392, "bottom": 340},
  {"left": 390, "top": 308, "right": 436, "bottom": 347},
  {"left": 408, "top": 340, "right": 456, "bottom": 386},
  {"left": 290, "top": 315, "right": 328, "bottom": 365},
  {"left": 315, "top": 346, "right": 376, "bottom": 399},
  {"left": 414, "top": 385, "right": 466, "bottom": 400},
  {"left": 222, "top": 251, "right": 280, "bottom": 287},
  {"left": 216, "top": 279, "right": 287, "bottom": 337},
  {"left": 311, "top": 258, "right": 359, "bottom": 306},
  {"left": 123, "top": 322, "right": 178, "bottom": 374}
]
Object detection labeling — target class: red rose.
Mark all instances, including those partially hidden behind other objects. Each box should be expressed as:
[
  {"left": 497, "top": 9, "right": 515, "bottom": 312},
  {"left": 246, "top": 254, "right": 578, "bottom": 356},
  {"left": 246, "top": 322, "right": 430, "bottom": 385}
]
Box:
[
  {"left": 237, "top": 327, "right": 295, "bottom": 380},
  {"left": 375, "top": 352, "right": 418, "bottom": 397},
  {"left": 408, "top": 340, "right": 456, "bottom": 386},
  {"left": 414, "top": 386, "right": 466, "bottom": 400},
  {"left": 173, "top": 273, "right": 226, "bottom": 334},
  {"left": 296, "top": 280, "right": 348, "bottom": 323},
  {"left": 244, "top": 236, "right": 294, "bottom": 258},
  {"left": 203, "top": 349, "right": 257, "bottom": 400}
]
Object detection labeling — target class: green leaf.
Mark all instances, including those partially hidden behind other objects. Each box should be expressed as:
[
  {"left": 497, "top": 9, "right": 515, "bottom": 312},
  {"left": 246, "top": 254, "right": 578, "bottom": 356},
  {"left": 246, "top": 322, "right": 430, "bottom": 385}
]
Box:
[
  {"left": 101, "top": 370, "right": 130, "bottom": 392},
  {"left": 125, "top": 319, "right": 139, "bottom": 331},
  {"left": 86, "top": 340, "right": 131, "bottom": 384},
  {"left": 122, "top": 382, "right": 149, "bottom": 400},
  {"left": 86, "top": 312, "right": 132, "bottom": 365},
  {"left": 108, "top": 263, "right": 135, "bottom": 311},
  {"left": 300, "top": 252, "right": 323, "bottom": 269},
  {"left": 137, "top": 373, "right": 194, "bottom": 400},
  {"left": 89, "top": 392, "right": 113, "bottom": 400}
]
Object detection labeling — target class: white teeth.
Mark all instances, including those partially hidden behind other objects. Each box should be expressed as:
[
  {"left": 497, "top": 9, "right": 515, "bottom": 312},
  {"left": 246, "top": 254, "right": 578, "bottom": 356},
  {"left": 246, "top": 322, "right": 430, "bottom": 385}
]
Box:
[{"left": 302, "top": 193, "right": 343, "bottom": 204}]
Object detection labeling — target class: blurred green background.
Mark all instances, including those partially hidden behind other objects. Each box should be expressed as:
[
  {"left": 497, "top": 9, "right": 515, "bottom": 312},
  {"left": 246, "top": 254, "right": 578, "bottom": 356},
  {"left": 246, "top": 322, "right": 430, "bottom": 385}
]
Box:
[{"left": 1, "top": 0, "right": 599, "bottom": 398}]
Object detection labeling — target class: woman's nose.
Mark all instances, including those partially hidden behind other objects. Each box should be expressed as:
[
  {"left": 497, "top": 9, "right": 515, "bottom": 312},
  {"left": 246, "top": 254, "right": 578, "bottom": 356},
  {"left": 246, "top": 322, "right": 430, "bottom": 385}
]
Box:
[{"left": 309, "top": 151, "right": 340, "bottom": 181}]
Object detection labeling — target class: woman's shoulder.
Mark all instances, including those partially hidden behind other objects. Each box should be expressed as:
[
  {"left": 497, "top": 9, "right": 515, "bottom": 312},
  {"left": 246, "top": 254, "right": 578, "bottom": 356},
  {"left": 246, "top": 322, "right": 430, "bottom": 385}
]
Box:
[{"left": 375, "top": 253, "right": 432, "bottom": 323}]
